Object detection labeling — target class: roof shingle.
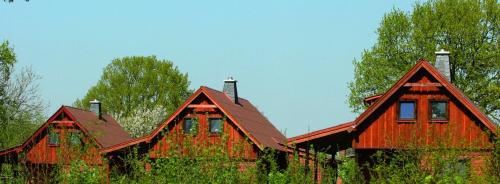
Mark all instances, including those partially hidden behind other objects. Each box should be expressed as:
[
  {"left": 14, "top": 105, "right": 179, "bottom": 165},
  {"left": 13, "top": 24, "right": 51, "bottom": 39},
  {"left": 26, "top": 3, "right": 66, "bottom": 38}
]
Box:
[
  {"left": 64, "top": 106, "right": 132, "bottom": 149},
  {"left": 202, "top": 87, "right": 287, "bottom": 151}
]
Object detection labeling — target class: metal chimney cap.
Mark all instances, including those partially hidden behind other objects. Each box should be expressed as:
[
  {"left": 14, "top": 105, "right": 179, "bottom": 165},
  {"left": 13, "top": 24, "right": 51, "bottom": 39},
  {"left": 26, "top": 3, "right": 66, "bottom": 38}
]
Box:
[
  {"left": 224, "top": 77, "right": 237, "bottom": 82},
  {"left": 435, "top": 49, "right": 450, "bottom": 55},
  {"left": 90, "top": 99, "right": 101, "bottom": 103}
]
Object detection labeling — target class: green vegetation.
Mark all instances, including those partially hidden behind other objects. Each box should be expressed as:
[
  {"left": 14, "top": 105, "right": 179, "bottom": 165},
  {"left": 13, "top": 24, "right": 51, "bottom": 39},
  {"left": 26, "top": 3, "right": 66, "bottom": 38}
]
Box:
[
  {"left": 1, "top": 0, "right": 499, "bottom": 183},
  {"left": 74, "top": 56, "right": 192, "bottom": 137},
  {"left": 0, "top": 41, "right": 45, "bottom": 149},
  {"left": 0, "top": 132, "right": 337, "bottom": 183},
  {"left": 348, "top": 0, "right": 500, "bottom": 122},
  {"left": 1, "top": 135, "right": 498, "bottom": 183}
]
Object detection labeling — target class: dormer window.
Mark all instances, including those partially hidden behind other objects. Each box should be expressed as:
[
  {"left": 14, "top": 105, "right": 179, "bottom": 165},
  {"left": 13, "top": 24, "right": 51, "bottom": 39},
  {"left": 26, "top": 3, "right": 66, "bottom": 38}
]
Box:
[
  {"left": 183, "top": 118, "right": 198, "bottom": 135},
  {"left": 209, "top": 118, "right": 223, "bottom": 134},
  {"left": 430, "top": 100, "right": 448, "bottom": 121},
  {"left": 48, "top": 132, "right": 59, "bottom": 146},
  {"left": 398, "top": 100, "right": 416, "bottom": 121}
]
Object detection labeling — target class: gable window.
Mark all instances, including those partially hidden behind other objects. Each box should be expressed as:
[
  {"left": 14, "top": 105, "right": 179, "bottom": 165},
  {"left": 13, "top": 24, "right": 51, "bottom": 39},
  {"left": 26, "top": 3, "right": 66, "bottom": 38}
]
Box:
[
  {"left": 48, "top": 132, "right": 59, "bottom": 145},
  {"left": 430, "top": 100, "right": 448, "bottom": 121},
  {"left": 398, "top": 101, "right": 416, "bottom": 120},
  {"left": 183, "top": 118, "right": 198, "bottom": 135},
  {"left": 209, "top": 118, "right": 223, "bottom": 134},
  {"left": 68, "top": 132, "right": 82, "bottom": 147}
]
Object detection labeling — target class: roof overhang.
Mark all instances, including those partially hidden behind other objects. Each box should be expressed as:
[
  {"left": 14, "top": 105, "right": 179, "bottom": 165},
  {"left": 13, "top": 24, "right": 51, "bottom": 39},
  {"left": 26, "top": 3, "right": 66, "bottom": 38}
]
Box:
[{"left": 288, "top": 121, "right": 354, "bottom": 145}]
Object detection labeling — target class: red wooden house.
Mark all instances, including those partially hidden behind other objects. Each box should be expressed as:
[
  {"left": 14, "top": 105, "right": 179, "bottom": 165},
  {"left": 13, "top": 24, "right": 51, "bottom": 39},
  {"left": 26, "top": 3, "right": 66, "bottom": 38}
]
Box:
[
  {"left": 289, "top": 51, "right": 497, "bottom": 178},
  {"left": 0, "top": 103, "right": 132, "bottom": 180},
  {"left": 103, "top": 78, "right": 288, "bottom": 168}
]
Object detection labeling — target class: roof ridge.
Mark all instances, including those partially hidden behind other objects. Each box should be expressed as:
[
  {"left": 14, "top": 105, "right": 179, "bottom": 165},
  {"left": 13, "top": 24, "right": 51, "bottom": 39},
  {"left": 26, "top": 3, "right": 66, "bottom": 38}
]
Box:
[
  {"left": 63, "top": 105, "right": 91, "bottom": 112},
  {"left": 63, "top": 105, "right": 113, "bottom": 117},
  {"left": 201, "top": 85, "right": 249, "bottom": 102}
]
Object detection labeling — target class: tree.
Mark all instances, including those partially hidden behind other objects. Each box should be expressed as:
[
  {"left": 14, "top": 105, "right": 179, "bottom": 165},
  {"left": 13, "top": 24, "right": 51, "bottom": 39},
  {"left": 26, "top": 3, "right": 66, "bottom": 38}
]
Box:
[
  {"left": 118, "top": 105, "right": 166, "bottom": 138},
  {"left": 75, "top": 56, "right": 191, "bottom": 136},
  {"left": 0, "top": 41, "right": 16, "bottom": 124},
  {"left": 348, "top": 0, "right": 499, "bottom": 122},
  {"left": 0, "top": 41, "right": 45, "bottom": 149}
]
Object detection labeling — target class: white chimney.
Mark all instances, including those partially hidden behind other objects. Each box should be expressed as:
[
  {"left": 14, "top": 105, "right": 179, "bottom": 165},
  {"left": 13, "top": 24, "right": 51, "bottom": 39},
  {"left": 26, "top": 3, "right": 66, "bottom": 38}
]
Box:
[
  {"left": 89, "top": 99, "right": 102, "bottom": 119},
  {"left": 435, "top": 49, "right": 451, "bottom": 82},
  {"left": 223, "top": 77, "right": 238, "bottom": 104}
]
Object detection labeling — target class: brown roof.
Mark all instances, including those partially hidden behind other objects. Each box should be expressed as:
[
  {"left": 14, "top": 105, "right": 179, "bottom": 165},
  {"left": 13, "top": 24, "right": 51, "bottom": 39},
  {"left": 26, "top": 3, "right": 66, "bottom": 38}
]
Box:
[
  {"left": 64, "top": 106, "right": 132, "bottom": 149},
  {"left": 202, "top": 86, "right": 288, "bottom": 151},
  {"left": 101, "top": 86, "right": 288, "bottom": 153},
  {"left": 288, "top": 121, "right": 354, "bottom": 145},
  {"left": 0, "top": 106, "right": 132, "bottom": 157}
]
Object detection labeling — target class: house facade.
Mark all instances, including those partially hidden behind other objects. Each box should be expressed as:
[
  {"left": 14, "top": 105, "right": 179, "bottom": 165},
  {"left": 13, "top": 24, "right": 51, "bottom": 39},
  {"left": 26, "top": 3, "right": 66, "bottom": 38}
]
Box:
[
  {"left": 103, "top": 79, "right": 288, "bottom": 168},
  {"left": 0, "top": 104, "right": 132, "bottom": 181},
  {"left": 289, "top": 51, "right": 497, "bottom": 180}
]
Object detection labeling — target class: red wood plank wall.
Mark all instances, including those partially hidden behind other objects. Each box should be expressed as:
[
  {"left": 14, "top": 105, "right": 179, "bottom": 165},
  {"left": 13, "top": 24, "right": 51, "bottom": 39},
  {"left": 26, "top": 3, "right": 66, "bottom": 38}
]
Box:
[
  {"left": 25, "top": 121, "right": 102, "bottom": 165},
  {"left": 148, "top": 95, "right": 259, "bottom": 160},
  {"left": 354, "top": 70, "right": 493, "bottom": 150}
]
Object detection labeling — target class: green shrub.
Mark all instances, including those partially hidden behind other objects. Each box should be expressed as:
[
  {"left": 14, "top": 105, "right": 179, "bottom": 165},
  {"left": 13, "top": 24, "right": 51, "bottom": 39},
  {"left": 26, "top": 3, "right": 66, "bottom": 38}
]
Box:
[{"left": 56, "top": 160, "right": 104, "bottom": 184}]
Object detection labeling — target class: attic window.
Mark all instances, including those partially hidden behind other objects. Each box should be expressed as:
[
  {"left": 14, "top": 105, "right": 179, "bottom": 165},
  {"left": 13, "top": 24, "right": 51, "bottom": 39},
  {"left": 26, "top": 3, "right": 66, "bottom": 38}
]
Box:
[
  {"left": 398, "top": 100, "right": 416, "bottom": 121},
  {"left": 209, "top": 118, "right": 223, "bottom": 134},
  {"left": 68, "top": 132, "right": 82, "bottom": 147},
  {"left": 183, "top": 118, "right": 198, "bottom": 135},
  {"left": 48, "top": 132, "right": 59, "bottom": 146},
  {"left": 430, "top": 100, "right": 448, "bottom": 121}
]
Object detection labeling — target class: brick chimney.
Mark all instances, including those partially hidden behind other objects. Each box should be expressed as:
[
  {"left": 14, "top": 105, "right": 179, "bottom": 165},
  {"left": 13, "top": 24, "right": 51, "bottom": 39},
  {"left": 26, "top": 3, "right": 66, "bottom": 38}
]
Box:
[
  {"left": 223, "top": 77, "right": 238, "bottom": 104},
  {"left": 89, "top": 99, "right": 102, "bottom": 119},
  {"left": 435, "top": 49, "right": 451, "bottom": 82}
]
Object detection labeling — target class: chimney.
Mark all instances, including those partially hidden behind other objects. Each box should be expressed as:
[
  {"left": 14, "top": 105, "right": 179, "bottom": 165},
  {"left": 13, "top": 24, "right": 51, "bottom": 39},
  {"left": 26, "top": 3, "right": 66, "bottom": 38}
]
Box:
[
  {"left": 223, "top": 77, "right": 238, "bottom": 104},
  {"left": 435, "top": 49, "right": 451, "bottom": 82},
  {"left": 89, "top": 99, "right": 102, "bottom": 119}
]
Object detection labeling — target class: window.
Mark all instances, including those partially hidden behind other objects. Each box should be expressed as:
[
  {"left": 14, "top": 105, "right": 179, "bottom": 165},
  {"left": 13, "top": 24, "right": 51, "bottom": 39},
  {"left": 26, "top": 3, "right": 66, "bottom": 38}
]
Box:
[
  {"left": 444, "top": 158, "right": 470, "bottom": 177},
  {"left": 399, "top": 101, "right": 416, "bottom": 120},
  {"left": 48, "top": 132, "right": 59, "bottom": 145},
  {"left": 430, "top": 101, "right": 448, "bottom": 120},
  {"left": 209, "top": 118, "right": 223, "bottom": 134},
  {"left": 183, "top": 118, "right": 197, "bottom": 135},
  {"left": 456, "top": 159, "right": 471, "bottom": 176},
  {"left": 68, "top": 132, "right": 82, "bottom": 147}
]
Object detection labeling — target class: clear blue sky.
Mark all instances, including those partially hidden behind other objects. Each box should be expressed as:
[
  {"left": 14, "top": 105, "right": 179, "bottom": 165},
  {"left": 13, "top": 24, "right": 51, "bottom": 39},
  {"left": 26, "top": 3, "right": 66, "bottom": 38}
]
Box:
[{"left": 1, "top": 1, "right": 415, "bottom": 137}]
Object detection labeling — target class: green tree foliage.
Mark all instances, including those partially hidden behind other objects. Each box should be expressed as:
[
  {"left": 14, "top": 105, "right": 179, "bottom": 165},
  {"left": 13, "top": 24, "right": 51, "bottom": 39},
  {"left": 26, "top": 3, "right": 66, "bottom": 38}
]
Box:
[
  {"left": 75, "top": 56, "right": 191, "bottom": 124},
  {"left": 0, "top": 41, "right": 16, "bottom": 125},
  {"left": 0, "top": 41, "right": 45, "bottom": 149},
  {"left": 348, "top": 0, "right": 499, "bottom": 122}
]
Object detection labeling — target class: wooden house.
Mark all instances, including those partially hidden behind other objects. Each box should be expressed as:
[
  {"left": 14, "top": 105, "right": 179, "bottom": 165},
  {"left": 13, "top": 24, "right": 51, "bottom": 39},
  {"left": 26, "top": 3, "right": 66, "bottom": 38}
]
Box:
[
  {"left": 103, "top": 78, "right": 288, "bottom": 168},
  {"left": 0, "top": 103, "right": 132, "bottom": 181},
  {"left": 289, "top": 51, "right": 497, "bottom": 180}
]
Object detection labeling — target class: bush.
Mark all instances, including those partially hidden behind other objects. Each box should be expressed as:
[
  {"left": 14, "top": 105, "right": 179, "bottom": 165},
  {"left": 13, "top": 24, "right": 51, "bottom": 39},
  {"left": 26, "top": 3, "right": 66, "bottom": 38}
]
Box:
[{"left": 56, "top": 160, "right": 105, "bottom": 184}]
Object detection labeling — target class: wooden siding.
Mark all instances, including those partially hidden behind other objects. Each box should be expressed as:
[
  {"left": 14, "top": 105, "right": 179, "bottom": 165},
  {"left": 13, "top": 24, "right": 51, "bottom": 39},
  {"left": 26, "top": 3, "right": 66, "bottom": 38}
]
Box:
[
  {"left": 148, "top": 94, "right": 259, "bottom": 160},
  {"left": 25, "top": 121, "right": 102, "bottom": 165},
  {"left": 354, "top": 70, "right": 493, "bottom": 149}
]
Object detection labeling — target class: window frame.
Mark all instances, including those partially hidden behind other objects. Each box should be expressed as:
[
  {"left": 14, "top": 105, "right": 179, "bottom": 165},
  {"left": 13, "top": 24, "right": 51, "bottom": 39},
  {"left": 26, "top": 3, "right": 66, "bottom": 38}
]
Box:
[
  {"left": 183, "top": 118, "right": 198, "bottom": 135},
  {"left": 443, "top": 158, "right": 470, "bottom": 177},
  {"left": 208, "top": 118, "right": 223, "bottom": 135},
  {"left": 428, "top": 99, "right": 449, "bottom": 122},
  {"left": 48, "top": 131, "right": 60, "bottom": 146},
  {"left": 397, "top": 99, "right": 417, "bottom": 122},
  {"left": 67, "top": 132, "right": 83, "bottom": 148}
]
